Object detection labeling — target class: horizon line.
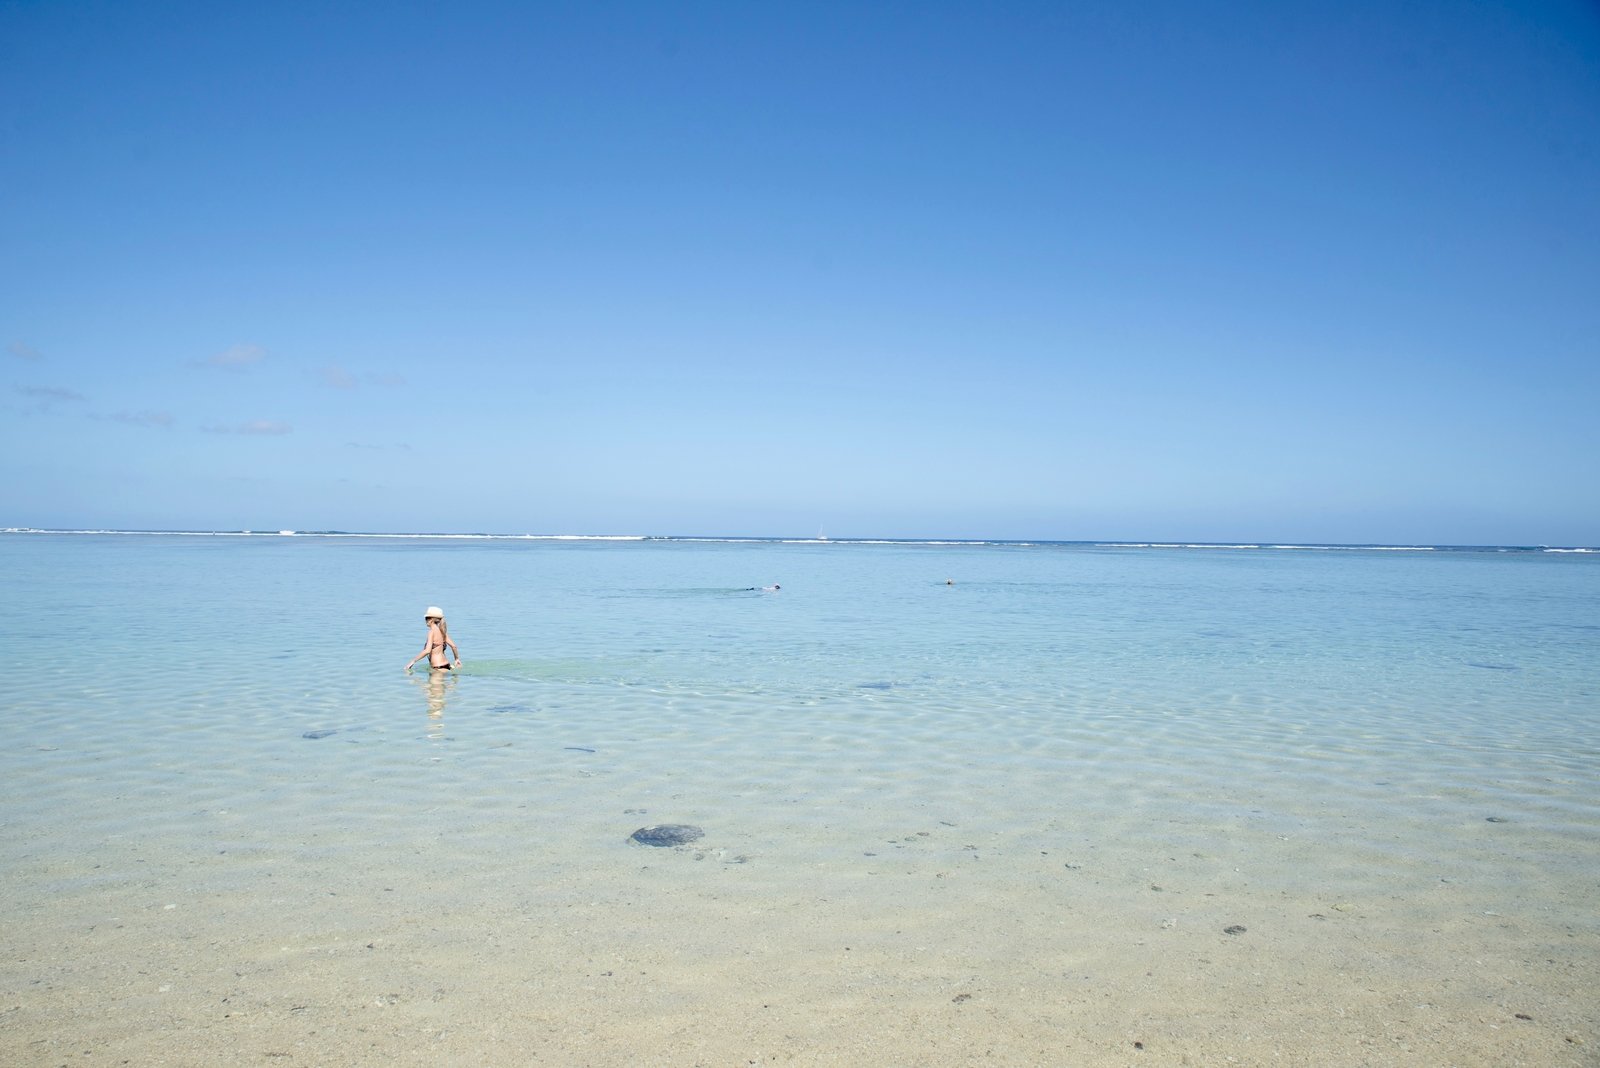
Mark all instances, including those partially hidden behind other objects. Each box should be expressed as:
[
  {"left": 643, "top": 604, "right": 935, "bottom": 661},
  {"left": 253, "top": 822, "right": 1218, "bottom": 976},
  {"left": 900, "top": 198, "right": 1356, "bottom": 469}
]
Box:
[{"left": 2, "top": 526, "right": 1596, "bottom": 553}]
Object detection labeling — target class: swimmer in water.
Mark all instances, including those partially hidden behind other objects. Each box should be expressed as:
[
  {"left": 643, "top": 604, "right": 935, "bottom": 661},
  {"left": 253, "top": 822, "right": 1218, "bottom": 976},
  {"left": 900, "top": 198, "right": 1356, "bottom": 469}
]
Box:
[
  {"left": 743, "top": 584, "right": 781, "bottom": 592},
  {"left": 406, "top": 605, "right": 462, "bottom": 673}
]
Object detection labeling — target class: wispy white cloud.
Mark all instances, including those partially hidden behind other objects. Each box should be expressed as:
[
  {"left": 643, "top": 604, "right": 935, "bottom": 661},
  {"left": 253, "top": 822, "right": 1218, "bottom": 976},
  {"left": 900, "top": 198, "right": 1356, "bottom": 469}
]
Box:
[
  {"left": 95, "top": 410, "right": 176, "bottom": 428},
  {"left": 202, "top": 419, "right": 292, "bottom": 435},
  {"left": 17, "top": 385, "right": 85, "bottom": 402},
  {"left": 319, "top": 364, "right": 358, "bottom": 389},
  {"left": 317, "top": 365, "right": 407, "bottom": 389},
  {"left": 8, "top": 341, "right": 43, "bottom": 361},
  {"left": 203, "top": 344, "right": 266, "bottom": 369},
  {"left": 242, "top": 418, "right": 291, "bottom": 435}
]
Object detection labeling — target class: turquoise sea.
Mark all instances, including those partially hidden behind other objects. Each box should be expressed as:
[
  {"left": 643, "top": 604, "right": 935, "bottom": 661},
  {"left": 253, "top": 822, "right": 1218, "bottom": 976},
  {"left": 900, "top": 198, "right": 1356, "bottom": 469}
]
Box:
[{"left": 3, "top": 532, "right": 1597, "bottom": 1066}]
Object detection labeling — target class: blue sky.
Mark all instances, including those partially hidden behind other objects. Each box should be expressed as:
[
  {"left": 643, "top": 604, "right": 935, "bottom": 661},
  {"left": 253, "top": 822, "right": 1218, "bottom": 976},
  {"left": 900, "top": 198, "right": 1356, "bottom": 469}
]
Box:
[{"left": 3, "top": 1, "right": 1597, "bottom": 543}]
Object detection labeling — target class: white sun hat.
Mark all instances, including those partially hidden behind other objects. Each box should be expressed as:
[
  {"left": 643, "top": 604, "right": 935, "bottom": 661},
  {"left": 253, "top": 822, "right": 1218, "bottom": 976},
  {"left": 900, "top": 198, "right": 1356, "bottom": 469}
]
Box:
[{"left": 424, "top": 606, "right": 444, "bottom": 619}]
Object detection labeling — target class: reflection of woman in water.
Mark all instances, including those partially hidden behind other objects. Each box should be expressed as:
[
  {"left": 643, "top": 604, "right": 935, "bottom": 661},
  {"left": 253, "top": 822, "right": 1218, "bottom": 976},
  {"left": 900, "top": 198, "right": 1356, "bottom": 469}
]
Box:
[
  {"left": 420, "top": 669, "right": 454, "bottom": 725},
  {"left": 406, "top": 606, "right": 461, "bottom": 673}
]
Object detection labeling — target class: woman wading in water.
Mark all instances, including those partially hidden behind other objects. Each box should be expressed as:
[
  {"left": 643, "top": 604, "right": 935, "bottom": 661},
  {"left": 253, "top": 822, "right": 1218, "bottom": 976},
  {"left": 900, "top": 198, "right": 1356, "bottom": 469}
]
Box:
[{"left": 406, "top": 606, "right": 462, "bottom": 673}]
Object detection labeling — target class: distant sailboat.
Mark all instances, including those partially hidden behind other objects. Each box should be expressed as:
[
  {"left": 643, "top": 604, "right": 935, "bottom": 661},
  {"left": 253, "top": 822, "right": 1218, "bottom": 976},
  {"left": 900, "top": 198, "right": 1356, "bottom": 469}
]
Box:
[{"left": 816, "top": 526, "right": 828, "bottom": 542}]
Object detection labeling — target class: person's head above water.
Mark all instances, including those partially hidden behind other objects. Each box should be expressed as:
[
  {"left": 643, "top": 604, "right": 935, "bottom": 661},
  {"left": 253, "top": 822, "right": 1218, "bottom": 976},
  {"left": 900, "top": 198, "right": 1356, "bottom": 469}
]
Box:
[{"left": 425, "top": 606, "right": 444, "bottom": 621}]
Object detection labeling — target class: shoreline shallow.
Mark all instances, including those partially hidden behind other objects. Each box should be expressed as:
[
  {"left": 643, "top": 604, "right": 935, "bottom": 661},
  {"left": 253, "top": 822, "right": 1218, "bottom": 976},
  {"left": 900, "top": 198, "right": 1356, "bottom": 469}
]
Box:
[
  {"left": 6, "top": 727, "right": 1596, "bottom": 1067},
  {"left": 7, "top": 827, "right": 1593, "bottom": 1066}
]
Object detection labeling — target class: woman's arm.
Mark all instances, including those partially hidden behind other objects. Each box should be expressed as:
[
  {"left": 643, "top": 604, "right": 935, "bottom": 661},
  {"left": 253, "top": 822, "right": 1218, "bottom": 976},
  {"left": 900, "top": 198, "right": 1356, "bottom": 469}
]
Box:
[
  {"left": 405, "top": 644, "right": 430, "bottom": 671},
  {"left": 445, "top": 637, "right": 461, "bottom": 665}
]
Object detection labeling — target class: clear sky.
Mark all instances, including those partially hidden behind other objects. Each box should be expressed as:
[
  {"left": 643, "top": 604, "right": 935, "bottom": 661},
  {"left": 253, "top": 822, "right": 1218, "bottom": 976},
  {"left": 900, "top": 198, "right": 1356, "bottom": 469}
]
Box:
[{"left": 3, "top": 1, "right": 1597, "bottom": 543}]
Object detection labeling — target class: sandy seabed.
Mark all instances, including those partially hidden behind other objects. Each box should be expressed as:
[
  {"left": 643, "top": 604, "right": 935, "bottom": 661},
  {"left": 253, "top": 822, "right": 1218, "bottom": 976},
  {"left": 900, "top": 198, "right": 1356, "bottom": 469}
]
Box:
[
  {"left": 5, "top": 808, "right": 1594, "bottom": 1068},
  {"left": 9, "top": 533, "right": 1598, "bottom": 1065}
]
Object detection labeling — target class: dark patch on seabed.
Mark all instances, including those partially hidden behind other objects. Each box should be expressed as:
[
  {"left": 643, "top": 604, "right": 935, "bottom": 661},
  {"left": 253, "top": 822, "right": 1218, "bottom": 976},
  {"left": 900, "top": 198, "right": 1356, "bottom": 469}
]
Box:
[
  {"left": 630, "top": 824, "right": 704, "bottom": 847},
  {"left": 302, "top": 729, "right": 339, "bottom": 739},
  {"left": 856, "top": 681, "right": 894, "bottom": 690},
  {"left": 1467, "top": 662, "right": 1519, "bottom": 671}
]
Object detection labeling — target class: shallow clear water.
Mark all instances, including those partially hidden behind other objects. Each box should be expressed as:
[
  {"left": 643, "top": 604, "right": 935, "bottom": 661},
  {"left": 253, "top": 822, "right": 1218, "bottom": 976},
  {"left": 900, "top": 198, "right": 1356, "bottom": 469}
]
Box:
[{"left": 4, "top": 533, "right": 1597, "bottom": 1063}]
